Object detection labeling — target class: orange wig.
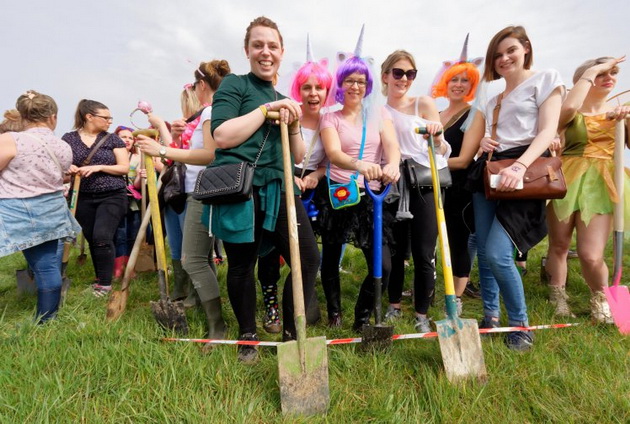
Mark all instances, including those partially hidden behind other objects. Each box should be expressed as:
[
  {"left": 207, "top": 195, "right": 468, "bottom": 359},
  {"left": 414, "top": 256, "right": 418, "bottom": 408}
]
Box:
[{"left": 431, "top": 62, "right": 480, "bottom": 102}]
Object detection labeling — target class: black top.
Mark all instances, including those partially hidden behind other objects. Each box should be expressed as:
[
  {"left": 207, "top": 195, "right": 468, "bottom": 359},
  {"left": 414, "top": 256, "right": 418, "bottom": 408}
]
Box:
[{"left": 62, "top": 131, "right": 126, "bottom": 193}]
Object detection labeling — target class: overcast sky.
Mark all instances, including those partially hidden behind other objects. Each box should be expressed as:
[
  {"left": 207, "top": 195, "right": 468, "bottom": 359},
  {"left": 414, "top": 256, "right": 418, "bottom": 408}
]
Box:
[{"left": 2, "top": 0, "right": 629, "bottom": 160}]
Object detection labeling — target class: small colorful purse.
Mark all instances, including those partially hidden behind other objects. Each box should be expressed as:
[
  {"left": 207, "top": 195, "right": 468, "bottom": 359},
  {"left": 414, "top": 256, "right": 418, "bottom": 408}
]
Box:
[{"left": 327, "top": 116, "right": 366, "bottom": 210}]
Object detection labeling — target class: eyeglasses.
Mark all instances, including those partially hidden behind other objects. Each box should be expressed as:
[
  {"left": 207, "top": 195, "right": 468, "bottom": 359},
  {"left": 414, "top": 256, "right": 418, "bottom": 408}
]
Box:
[
  {"left": 92, "top": 114, "right": 114, "bottom": 122},
  {"left": 390, "top": 68, "right": 418, "bottom": 80},
  {"left": 343, "top": 79, "right": 367, "bottom": 87}
]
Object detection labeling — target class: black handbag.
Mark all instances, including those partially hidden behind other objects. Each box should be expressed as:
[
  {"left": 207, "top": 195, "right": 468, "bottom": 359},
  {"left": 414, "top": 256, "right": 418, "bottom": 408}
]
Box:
[
  {"left": 193, "top": 125, "right": 271, "bottom": 205},
  {"left": 193, "top": 162, "right": 255, "bottom": 204},
  {"left": 404, "top": 157, "right": 452, "bottom": 188},
  {"left": 159, "top": 162, "right": 187, "bottom": 213}
]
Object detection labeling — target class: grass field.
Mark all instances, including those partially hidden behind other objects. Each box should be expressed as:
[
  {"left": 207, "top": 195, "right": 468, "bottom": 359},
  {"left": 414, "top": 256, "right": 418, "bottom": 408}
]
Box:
[{"left": 1, "top": 237, "right": 629, "bottom": 423}]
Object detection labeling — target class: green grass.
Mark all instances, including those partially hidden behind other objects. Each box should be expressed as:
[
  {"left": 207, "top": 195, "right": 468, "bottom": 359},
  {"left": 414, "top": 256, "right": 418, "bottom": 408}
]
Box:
[{"left": 1, "top": 237, "right": 629, "bottom": 423}]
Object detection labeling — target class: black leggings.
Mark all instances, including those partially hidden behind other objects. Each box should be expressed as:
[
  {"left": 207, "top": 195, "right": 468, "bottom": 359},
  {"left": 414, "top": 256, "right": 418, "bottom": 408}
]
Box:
[
  {"left": 222, "top": 192, "right": 320, "bottom": 336},
  {"left": 389, "top": 187, "right": 437, "bottom": 314},
  {"left": 75, "top": 188, "right": 128, "bottom": 286},
  {"left": 443, "top": 186, "right": 475, "bottom": 278},
  {"left": 320, "top": 240, "right": 391, "bottom": 317}
]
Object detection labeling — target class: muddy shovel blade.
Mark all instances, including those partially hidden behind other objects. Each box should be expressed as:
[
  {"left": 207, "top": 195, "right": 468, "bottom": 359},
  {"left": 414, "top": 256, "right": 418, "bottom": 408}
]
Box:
[
  {"left": 361, "top": 324, "right": 394, "bottom": 351},
  {"left": 435, "top": 317, "right": 488, "bottom": 383},
  {"left": 604, "top": 286, "right": 630, "bottom": 335},
  {"left": 150, "top": 299, "right": 189, "bottom": 335},
  {"left": 278, "top": 336, "right": 329, "bottom": 416}
]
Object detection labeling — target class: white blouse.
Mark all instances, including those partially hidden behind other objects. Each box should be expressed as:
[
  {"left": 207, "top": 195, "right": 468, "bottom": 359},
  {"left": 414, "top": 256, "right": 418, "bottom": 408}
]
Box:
[
  {"left": 295, "top": 126, "right": 327, "bottom": 172},
  {"left": 483, "top": 69, "right": 565, "bottom": 152}
]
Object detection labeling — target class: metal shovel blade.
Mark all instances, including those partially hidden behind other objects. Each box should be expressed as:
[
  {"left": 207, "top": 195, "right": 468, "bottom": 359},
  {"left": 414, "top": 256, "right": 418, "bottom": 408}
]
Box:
[
  {"left": 435, "top": 317, "right": 488, "bottom": 383},
  {"left": 150, "top": 299, "right": 189, "bottom": 335},
  {"left": 278, "top": 336, "right": 329, "bottom": 416},
  {"left": 16, "top": 269, "right": 36, "bottom": 296},
  {"left": 604, "top": 285, "right": 630, "bottom": 335},
  {"left": 361, "top": 324, "right": 394, "bottom": 351}
]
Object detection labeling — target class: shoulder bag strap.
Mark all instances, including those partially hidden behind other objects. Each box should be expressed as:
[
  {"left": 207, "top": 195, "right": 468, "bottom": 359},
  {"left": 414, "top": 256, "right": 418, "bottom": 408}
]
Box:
[
  {"left": 487, "top": 93, "right": 504, "bottom": 161},
  {"left": 326, "top": 109, "right": 368, "bottom": 183},
  {"left": 21, "top": 132, "right": 64, "bottom": 174},
  {"left": 300, "top": 124, "right": 320, "bottom": 179},
  {"left": 83, "top": 133, "right": 112, "bottom": 166}
]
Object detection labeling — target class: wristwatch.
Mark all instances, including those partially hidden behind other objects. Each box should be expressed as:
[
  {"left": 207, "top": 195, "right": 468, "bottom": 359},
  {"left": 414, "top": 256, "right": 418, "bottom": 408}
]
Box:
[{"left": 159, "top": 146, "right": 167, "bottom": 160}]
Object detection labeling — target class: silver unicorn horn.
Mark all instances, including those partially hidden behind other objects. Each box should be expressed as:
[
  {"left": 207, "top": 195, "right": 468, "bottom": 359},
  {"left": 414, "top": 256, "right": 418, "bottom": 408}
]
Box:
[
  {"left": 354, "top": 24, "right": 365, "bottom": 58},
  {"left": 306, "top": 33, "right": 315, "bottom": 62},
  {"left": 460, "top": 33, "right": 469, "bottom": 62}
]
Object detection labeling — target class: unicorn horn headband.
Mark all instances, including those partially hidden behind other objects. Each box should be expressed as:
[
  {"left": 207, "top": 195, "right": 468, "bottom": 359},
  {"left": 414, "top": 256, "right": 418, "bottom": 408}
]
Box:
[
  {"left": 306, "top": 33, "right": 315, "bottom": 62},
  {"left": 460, "top": 33, "right": 469, "bottom": 63},
  {"left": 354, "top": 24, "right": 365, "bottom": 58}
]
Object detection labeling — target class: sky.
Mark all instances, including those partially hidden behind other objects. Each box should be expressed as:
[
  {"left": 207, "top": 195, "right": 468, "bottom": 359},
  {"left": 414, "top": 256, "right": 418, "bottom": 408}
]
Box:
[{"left": 2, "top": 0, "right": 629, "bottom": 159}]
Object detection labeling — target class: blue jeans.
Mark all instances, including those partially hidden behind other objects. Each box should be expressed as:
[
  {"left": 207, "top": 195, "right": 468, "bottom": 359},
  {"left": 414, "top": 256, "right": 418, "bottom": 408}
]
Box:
[
  {"left": 22, "top": 239, "right": 63, "bottom": 322},
  {"left": 472, "top": 193, "right": 528, "bottom": 326},
  {"left": 164, "top": 204, "right": 186, "bottom": 260}
]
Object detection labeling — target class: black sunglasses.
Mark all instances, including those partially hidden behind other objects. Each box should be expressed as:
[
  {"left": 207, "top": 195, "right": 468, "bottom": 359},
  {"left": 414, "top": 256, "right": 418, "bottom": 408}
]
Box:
[{"left": 391, "top": 68, "right": 418, "bottom": 80}]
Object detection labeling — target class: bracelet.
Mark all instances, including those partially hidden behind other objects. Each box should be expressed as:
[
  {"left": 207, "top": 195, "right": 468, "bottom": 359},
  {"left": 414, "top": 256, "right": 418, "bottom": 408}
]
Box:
[
  {"left": 579, "top": 77, "right": 594, "bottom": 86},
  {"left": 258, "top": 105, "right": 268, "bottom": 118},
  {"left": 514, "top": 160, "right": 529, "bottom": 169}
]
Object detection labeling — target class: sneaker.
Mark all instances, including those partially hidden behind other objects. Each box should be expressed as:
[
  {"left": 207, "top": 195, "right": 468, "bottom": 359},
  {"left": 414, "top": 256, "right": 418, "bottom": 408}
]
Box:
[
  {"left": 384, "top": 305, "right": 402, "bottom": 322},
  {"left": 92, "top": 283, "right": 112, "bottom": 297},
  {"left": 237, "top": 333, "right": 259, "bottom": 364},
  {"left": 479, "top": 316, "right": 500, "bottom": 336},
  {"left": 402, "top": 289, "right": 413, "bottom": 297},
  {"left": 567, "top": 249, "right": 578, "bottom": 259},
  {"left": 505, "top": 331, "right": 534, "bottom": 352},
  {"left": 414, "top": 316, "right": 432, "bottom": 333},
  {"left": 464, "top": 281, "right": 481, "bottom": 299},
  {"left": 263, "top": 306, "right": 281, "bottom": 334}
]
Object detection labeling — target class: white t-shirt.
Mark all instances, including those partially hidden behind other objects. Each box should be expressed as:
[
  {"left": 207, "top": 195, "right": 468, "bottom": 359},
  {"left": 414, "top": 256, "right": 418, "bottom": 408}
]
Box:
[
  {"left": 483, "top": 69, "right": 564, "bottom": 152},
  {"left": 185, "top": 106, "right": 212, "bottom": 193},
  {"left": 385, "top": 102, "right": 451, "bottom": 169},
  {"left": 295, "top": 126, "right": 327, "bottom": 172}
]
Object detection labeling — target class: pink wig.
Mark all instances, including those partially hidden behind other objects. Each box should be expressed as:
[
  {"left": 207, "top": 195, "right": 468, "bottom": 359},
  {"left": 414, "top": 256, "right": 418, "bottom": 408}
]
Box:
[{"left": 289, "top": 59, "right": 333, "bottom": 104}]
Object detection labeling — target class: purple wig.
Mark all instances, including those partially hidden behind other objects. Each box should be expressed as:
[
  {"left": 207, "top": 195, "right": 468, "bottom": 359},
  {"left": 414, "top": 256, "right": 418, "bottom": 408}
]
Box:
[
  {"left": 290, "top": 60, "right": 333, "bottom": 103},
  {"left": 335, "top": 56, "right": 373, "bottom": 103}
]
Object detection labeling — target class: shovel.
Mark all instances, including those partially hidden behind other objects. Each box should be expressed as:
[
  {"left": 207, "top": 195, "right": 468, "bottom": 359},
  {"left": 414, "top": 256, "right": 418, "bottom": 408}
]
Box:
[
  {"left": 107, "top": 169, "right": 165, "bottom": 321},
  {"left": 417, "top": 127, "right": 488, "bottom": 383},
  {"left": 268, "top": 112, "right": 329, "bottom": 416},
  {"left": 604, "top": 120, "right": 630, "bottom": 334},
  {"left": 76, "top": 234, "right": 87, "bottom": 265},
  {"left": 60, "top": 175, "right": 81, "bottom": 303},
  {"left": 136, "top": 130, "right": 188, "bottom": 334},
  {"left": 361, "top": 182, "right": 394, "bottom": 350},
  {"left": 135, "top": 153, "right": 156, "bottom": 273}
]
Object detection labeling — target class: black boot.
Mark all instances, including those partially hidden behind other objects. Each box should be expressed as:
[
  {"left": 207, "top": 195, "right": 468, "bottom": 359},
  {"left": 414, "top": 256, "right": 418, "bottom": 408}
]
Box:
[
  {"left": 305, "top": 289, "right": 322, "bottom": 325},
  {"left": 170, "top": 259, "right": 189, "bottom": 301},
  {"left": 352, "top": 284, "right": 374, "bottom": 333},
  {"left": 36, "top": 287, "right": 61, "bottom": 324},
  {"left": 322, "top": 274, "right": 343, "bottom": 327},
  {"left": 201, "top": 297, "right": 226, "bottom": 339}
]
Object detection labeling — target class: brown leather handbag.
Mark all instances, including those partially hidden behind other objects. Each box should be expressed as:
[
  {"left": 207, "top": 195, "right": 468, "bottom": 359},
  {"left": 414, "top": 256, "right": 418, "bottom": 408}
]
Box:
[{"left": 484, "top": 93, "right": 567, "bottom": 200}]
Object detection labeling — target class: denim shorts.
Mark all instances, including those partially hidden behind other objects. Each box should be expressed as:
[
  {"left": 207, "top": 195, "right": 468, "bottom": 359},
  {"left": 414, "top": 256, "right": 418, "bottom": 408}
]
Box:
[{"left": 0, "top": 191, "right": 82, "bottom": 258}]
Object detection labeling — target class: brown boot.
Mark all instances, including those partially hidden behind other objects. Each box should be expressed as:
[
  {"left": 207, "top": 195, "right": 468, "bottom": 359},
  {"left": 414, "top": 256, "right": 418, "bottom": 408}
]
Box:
[
  {"left": 590, "top": 291, "right": 613, "bottom": 324},
  {"left": 548, "top": 285, "right": 575, "bottom": 317}
]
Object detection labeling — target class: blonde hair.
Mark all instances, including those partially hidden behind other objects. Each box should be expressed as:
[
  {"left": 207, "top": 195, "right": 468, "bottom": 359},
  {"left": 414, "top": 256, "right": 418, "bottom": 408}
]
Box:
[
  {"left": 181, "top": 86, "right": 202, "bottom": 119},
  {"left": 16, "top": 90, "right": 58, "bottom": 124},
  {"left": 572, "top": 57, "right": 618, "bottom": 84},
  {"left": 380, "top": 50, "right": 417, "bottom": 95},
  {"left": 0, "top": 109, "right": 24, "bottom": 133}
]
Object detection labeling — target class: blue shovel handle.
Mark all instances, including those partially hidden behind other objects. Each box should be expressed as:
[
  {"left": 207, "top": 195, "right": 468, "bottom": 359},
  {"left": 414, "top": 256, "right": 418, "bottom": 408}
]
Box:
[{"left": 364, "top": 182, "right": 391, "bottom": 279}]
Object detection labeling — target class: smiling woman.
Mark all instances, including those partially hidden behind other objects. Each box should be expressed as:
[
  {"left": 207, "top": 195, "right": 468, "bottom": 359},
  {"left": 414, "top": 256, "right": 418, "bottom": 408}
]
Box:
[{"left": 208, "top": 16, "right": 320, "bottom": 363}]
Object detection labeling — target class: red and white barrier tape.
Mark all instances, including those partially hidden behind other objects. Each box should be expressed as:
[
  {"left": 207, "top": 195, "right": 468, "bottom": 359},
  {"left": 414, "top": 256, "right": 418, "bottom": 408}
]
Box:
[{"left": 162, "top": 323, "right": 580, "bottom": 347}]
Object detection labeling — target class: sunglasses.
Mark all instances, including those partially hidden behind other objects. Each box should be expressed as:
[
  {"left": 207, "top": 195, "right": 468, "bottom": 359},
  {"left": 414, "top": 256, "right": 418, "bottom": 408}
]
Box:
[{"left": 391, "top": 68, "right": 418, "bottom": 80}]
